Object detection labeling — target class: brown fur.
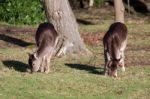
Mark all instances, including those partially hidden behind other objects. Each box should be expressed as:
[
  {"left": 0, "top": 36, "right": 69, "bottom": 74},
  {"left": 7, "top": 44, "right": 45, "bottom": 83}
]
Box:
[
  {"left": 28, "top": 22, "right": 58, "bottom": 73},
  {"left": 103, "top": 22, "right": 128, "bottom": 77}
]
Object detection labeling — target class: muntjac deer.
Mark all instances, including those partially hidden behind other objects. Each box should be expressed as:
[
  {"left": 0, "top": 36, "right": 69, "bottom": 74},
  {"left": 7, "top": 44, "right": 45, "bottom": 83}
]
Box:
[
  {"left": 103, "top": 22, "right": 127, "bottom": 77},
  {"left": 28, "top": 22, "right": 58, "bottom": 73}
]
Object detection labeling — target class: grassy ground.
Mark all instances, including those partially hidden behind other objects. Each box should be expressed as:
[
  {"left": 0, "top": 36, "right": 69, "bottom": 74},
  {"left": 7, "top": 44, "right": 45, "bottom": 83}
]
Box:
[
  {"left": 0, "top": 21, "right": 150, "bottom": 99},
  {"left": 1, "top": 6, "right": 150, "bottom": 98}
]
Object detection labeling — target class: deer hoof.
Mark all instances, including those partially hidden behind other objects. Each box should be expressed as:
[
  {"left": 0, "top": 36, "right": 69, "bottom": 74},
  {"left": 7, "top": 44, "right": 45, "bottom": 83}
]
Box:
[
  {"left": 121, "top": 66, "right": 125, "bottom": 72},
  {"left": 44, "top": 66, "right": 50, "bottom": 74},
  {"left": 45, "top": 70, "right": 49, "bottom": 74}
]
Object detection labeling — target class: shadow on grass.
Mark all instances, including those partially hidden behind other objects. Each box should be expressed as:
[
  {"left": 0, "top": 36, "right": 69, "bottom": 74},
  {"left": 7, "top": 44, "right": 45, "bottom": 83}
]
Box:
[
  {"left": 0, "top": 34, "right": 33, "bottom": 47},
  {"left": 2, "top": 60, "right": 29, "bottom": 72},
  {"left": 77, "top": 19, "right": 94, "bottom": 25},
  {"left": 65, "top": 63, "right": 104, "bottom": 75}
]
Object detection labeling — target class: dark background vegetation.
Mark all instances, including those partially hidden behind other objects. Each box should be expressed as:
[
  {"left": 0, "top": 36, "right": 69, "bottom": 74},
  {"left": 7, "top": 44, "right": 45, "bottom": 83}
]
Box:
[
  {"left": 0, "top": 0, "right": 46, "bottom": 25},
  {"left": 0, "top": 0, "right": 150, "bottom": 25}
]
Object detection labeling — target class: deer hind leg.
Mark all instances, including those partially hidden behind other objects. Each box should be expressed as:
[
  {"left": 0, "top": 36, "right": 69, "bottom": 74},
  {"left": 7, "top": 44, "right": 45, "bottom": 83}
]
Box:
[
  {"left": 104, "top": 49, "right": 107, "bottom": 75},
  {"left": 120, "top": 40, "right": 127, "bottom": 72},
  {"left": 104, "top": 49, "right": 110, "bottom": 75}
]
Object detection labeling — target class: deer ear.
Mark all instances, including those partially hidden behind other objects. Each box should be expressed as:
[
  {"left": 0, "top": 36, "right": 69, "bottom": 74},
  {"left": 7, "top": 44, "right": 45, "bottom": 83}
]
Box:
[
  {"left": 27, "top": 52, "right": 32, "bottom": 56},
  {"left": 117, "top": 58, "right": 122, "bottom": 64},
  {"left": 33, "top": 53, "right": 38, "bottom": 60},
  {"left": 118, "top": 58, "right": 121, "bottom": 61}
]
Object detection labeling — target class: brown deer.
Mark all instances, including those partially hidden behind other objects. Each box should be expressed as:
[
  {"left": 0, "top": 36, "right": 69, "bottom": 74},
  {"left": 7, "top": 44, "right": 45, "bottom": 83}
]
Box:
[
  {"left": 28, "top": 22, "right": 58, "bottom": 73},
  {"left": 103, "top": 22, "right": 127, "bottom": 77}
]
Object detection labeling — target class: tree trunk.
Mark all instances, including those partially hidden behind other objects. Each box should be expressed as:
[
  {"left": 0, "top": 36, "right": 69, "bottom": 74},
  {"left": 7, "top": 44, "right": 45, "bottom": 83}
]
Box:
[
  {"left": 80, "top": 0, "right": 89, "bottom": 8},
  {"left": 127, "top": 0, "right": 130, "bottom": 16},
  {"left": 89, "top": 0, "right": 94, "bottom": 7},
  {"left": 114, "top": 0, "right": 125, "bottom": 23},
  {"left": 42, "top": 0, "right": 90, "bottom": 56}
]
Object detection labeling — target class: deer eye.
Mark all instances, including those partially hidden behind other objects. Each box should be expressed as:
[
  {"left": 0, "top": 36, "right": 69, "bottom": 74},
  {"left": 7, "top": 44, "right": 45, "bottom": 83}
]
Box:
[{"left": 32, "top": 63, "right": 35, "bottom": 66}]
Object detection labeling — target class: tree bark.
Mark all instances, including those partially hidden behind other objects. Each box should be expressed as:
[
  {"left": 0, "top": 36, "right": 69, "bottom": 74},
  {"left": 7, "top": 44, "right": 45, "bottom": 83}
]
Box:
[
  {"left": 89, "top": 0, "right": 94, "bottom": 7},
  {"left": 80, "top": 0, "right": 89, "bottom": 8},
  {"left": 42, "top": 0, "right": 90, "bottom": 56},
  {"left": 127, "top": 0, "right": 130, "bottom": 16},
  {"left": 114, "top": 0, "right": 125, "bottom": 23}
]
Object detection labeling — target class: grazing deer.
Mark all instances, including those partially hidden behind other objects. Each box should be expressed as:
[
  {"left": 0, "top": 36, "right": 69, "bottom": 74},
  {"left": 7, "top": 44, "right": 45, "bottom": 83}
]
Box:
[
  {"left": 28, "top": 22, "right": 58, "bottom": 73},
  {"left": 103, "top": 22, "right": 127, "bottom": 77}
]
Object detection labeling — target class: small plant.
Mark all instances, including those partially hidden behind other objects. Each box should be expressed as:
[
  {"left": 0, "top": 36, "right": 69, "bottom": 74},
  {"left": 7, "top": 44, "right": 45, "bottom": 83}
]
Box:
[{"left": 95, "top": 0, "right": 105, "bottom": 6}]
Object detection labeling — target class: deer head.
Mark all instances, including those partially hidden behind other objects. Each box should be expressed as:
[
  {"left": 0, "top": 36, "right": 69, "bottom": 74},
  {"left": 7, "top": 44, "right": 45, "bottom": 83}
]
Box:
[{"left": 28, "top": 53, "right": 42, "bottom": 73}]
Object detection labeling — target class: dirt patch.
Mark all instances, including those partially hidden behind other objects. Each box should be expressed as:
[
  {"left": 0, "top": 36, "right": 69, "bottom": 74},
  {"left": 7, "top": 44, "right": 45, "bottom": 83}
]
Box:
[
  {"left": 0, "top": 25, "right": 150, "bottom": 67},
  {"left": 0, "top": 25, "right": 104, "bottom": 47},
  {"left": 0, "top": 25, "right": 36, "bottom": 34},
  {"left": 127, "top": 45, "right": 150, "bottom": 51},
  {"left": 81, "top": 32, "right": 104, "bottom": 46}
]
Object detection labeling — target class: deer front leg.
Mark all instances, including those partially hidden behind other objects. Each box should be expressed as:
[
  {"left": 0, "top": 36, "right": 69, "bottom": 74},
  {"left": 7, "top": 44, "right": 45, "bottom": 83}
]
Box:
[
  {"left": 39, "top": 57, "right": 45, "bottom": 72},
  {"left": 44, "top": 56, "right": 50, "bottom": 74},
  {"left": 120, "top": 51, "right": 125, "bottom": 72},
  {"left": 44, "top": 50, "right": 53, "bottom": 74}
]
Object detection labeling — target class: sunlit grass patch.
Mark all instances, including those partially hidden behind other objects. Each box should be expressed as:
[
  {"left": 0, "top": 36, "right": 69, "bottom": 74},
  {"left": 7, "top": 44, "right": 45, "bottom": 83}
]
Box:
[{"left": 0, "top": 22, "right": 150, "bottom": 98}]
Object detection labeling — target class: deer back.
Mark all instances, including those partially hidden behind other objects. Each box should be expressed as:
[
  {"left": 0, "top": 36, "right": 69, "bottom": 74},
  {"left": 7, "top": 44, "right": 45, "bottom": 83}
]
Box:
[
  {"left": 103, "top": 22, "right": 127, "bottom": 60},
  {"left": 35, "top": 22, "right": 58, "bottom": 57}
]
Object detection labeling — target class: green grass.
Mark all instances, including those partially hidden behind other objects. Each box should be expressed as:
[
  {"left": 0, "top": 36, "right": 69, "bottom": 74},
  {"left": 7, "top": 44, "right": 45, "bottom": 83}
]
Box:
[{"left": 0, "top": 22, "right": 150, "bottom": 99}]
